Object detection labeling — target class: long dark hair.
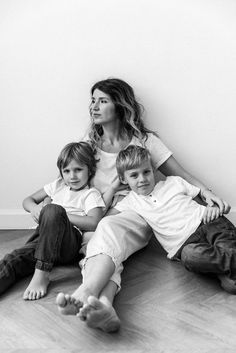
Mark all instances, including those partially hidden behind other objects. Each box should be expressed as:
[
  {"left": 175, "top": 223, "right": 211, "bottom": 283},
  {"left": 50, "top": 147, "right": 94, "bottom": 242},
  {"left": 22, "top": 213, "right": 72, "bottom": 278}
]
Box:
[{"left": 88, "top": 78, "right": 155, "bottom": 148}]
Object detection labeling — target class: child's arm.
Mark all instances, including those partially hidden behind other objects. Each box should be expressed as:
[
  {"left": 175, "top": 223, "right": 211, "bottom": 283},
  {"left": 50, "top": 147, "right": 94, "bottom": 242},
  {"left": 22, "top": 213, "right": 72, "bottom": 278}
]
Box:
[
  {"left": 22, "top": 188, "right": 49, "bottom": 223},
  {"left": 159, "top": 156, "right": 230, "bottom": 215},
  {"left": 67, "top": 207, "right": 103, "bottom": 231}
]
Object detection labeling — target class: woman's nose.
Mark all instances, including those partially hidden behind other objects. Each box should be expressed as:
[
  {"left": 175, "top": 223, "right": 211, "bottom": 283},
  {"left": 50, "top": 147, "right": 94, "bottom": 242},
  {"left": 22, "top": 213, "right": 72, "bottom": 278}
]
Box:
[{"left": 93, "top": 101, "right": 99, "bottom": 110}]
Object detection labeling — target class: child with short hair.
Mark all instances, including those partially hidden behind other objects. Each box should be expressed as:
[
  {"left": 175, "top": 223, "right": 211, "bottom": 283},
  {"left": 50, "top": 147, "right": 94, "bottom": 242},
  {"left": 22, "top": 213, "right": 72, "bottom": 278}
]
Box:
[
  {"left": 111, "top": 145, "right": 236, "bottom": 294},
  {"left": 0, "top": 142, "right": 105, "bottom": 300}
]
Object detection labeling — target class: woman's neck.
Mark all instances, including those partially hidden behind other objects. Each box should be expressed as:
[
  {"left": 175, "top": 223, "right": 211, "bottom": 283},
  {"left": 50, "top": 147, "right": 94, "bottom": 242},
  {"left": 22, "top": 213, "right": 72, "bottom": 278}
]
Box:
[{"left": 99, "top": 125, "right": 131, "bottom": 153}]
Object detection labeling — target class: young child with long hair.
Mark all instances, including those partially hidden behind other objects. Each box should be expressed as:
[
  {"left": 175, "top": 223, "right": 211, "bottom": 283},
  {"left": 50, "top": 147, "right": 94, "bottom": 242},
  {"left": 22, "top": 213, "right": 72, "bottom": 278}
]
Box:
[{"left": 0, "top": 142, "right": 105, "bottom": 300}]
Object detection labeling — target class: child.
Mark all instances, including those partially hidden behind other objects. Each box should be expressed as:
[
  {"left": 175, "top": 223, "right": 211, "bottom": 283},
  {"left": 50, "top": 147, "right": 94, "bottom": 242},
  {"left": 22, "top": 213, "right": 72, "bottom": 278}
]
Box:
[
  {"left": 110, "top": 145, "right": 236, "bottom": 294},
  {"left": 0, "top": 142, "right": 105, "bottom": 300}
]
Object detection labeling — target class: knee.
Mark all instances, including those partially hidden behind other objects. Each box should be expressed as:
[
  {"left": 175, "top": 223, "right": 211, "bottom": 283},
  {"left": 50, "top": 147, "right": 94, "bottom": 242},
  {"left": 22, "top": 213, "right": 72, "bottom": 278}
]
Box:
[
  {"left": 40, "top": 204, "right": 66, "bottom": 221},
  {"left": 181, "top": 244, "right": 200, "bottom": 271}
]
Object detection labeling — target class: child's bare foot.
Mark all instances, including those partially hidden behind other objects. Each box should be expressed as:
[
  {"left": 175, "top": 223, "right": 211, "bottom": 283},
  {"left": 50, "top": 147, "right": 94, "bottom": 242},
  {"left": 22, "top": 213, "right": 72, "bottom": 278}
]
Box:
[
  {"left": 78, "top": 296, "right": 120, "bottom": 333},
  {"left": 56, "top": 284, "right": 92, "bottom": 315},
  {"left": 23, "top": 269, "right": 50, "bottom": 300},
  {"left": 56, "top": 293, "right": 82, "bottom": 315}
]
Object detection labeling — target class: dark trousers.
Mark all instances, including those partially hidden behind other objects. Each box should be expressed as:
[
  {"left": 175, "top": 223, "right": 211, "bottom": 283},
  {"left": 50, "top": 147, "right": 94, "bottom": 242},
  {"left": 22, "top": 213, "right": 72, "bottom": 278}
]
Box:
[
  {"left": 0, "top": 204, "right": 82, "bottom": 295},
  {"left": 179, "top": 216, "right": 236, "bottom": 280}
]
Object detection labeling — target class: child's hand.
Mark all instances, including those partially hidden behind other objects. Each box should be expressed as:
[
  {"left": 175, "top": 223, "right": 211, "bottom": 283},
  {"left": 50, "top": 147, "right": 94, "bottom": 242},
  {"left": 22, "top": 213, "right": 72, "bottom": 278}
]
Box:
[
  {"left": 200, "top": 189, "right": 231, "bottom": 216},
  {"left": 202, "top": 205, "right": 221, "bottom": 224},
  {"left": 42, "top": 197, "right": 52, "bottom": 207},
  {"left": 30, "top": 204, "right": 43, "bottom": 223},
  {"left": 111, "top": 178, "right": 130, "bottom": 193}
]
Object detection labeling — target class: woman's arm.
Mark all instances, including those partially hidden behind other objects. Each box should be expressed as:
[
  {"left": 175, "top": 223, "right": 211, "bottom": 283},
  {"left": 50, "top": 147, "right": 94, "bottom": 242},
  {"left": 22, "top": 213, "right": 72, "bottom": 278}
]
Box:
[
  {"left": 67, "top": 207, "right": 103, "bottom": 231},
  {"left": 102, "top": 184, "right": 119, "bottom": 214},
  {"left": 158, "top": 156, "right": 231, "bottom": 215},
  {"left": 22, "top": 188, "right": 49, "bottom": 223},
  {"left": 102, "top": 179, "right": 127, "bottom": 215}
]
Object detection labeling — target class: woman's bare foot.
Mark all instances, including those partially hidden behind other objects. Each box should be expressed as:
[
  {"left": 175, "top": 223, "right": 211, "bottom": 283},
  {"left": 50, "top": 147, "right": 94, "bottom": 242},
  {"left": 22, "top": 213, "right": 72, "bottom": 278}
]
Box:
[
  {"left": 56, "top": 284, "right": 93, "bottom": 315},
  {"left": 23, "top": 269, "right": 50, "bottom": 300},
  {"left": 78, "top": 296, "right": 120, "bottom": 333}
]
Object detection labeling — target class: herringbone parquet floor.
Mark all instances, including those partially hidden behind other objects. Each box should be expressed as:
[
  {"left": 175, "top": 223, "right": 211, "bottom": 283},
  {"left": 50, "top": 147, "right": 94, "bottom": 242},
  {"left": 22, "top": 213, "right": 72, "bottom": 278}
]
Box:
[{"left": 1, "top": 229, "right": 236, "bottom": 353}]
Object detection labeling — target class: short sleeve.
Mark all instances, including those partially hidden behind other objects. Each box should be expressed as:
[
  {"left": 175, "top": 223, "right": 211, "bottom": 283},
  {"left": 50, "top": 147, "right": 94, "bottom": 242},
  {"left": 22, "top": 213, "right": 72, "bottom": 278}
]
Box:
[
  {"left": 83, "top": 188, "right": 105, "bottom": 214},
  {"left": 144, "top": 133, "right": 172, "bottom": 170},
  {"left": 175, "top": 176, "right": 201, "bottom": 198},
  {"left": 44, "top": 178, "right": 62, "bottom": 197},
  {"left": 132, "top": 133, "right": 172, "bottom": 170},
  {"left": 114, "top": 195, "right": 132, "bottom": 213}
]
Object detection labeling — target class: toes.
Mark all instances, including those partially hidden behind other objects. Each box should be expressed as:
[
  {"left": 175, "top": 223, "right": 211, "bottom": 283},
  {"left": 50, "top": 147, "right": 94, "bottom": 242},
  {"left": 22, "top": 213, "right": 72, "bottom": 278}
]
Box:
[
  {"left": 56, "top": 293, "right": 67, "bottom": 307},
  {"left": 25, "top": 289, "right": 46, "bottom": 301},
  {"left": 87, "top": 296, "right": 102, "bottom": 309},
  {"left": 37, "top": 290, "right": 45, "bottom": 300},
  {"left": 77, "top": 304, "right": 92, "bottom": 320},
  {"left": 29, "top": 291, "right": 36, "bottom": 300},
  {"left": 23, "top": 290, "right": 30, "bottom": 300}
]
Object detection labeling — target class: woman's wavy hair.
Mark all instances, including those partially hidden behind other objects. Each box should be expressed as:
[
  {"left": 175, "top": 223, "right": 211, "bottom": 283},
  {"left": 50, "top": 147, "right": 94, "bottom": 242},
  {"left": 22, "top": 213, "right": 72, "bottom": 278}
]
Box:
[
  {"left": 87, "top": 78, "right": 155, "bottom": 148},
  {"left": 57, "top": 141, "right": 97, "bottom": 184}
]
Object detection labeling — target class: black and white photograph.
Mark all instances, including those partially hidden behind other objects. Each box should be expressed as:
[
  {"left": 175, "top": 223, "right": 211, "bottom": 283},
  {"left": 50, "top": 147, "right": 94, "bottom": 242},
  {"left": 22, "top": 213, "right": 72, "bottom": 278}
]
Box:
[{"left": 0, "top": 0, "right": 236, "bottom": 352}]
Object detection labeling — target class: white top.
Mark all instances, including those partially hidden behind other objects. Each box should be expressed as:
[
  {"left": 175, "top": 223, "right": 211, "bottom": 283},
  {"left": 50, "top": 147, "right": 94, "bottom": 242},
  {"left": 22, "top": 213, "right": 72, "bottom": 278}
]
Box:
[
  {"left": 44, "top": 178, "right": 105, "bottom": 216},
  {"left": 90, "top": 133, "right": 172, "bottom": 195},
  {"left": 115, "top": 176, "right": 206, "bottom": 259}
]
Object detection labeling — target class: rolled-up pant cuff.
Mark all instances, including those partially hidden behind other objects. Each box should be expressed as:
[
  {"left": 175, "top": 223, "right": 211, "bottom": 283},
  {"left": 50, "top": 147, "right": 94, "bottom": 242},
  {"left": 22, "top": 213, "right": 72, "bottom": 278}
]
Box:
[{"left": 35, "top": 260, "right": 52, "bottom": 272}]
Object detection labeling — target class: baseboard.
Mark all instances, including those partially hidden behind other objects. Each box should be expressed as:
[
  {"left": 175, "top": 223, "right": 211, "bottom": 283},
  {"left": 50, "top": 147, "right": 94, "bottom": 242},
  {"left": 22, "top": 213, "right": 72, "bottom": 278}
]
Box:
[
  {"left": 0, "top": 208, "right": 236, "bottom": 230},
  {"left": 0, "top": 209, "right": 37, "bottom": 229}
]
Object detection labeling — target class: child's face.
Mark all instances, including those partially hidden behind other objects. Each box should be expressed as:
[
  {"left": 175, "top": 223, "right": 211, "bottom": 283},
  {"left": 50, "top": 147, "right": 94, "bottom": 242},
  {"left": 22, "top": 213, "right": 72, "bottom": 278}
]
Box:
[
  {"left": 122, "top": 159, "right": 155, "bottom": 196},
  {"left": 61, "top": 159, "right": 89, "bottom": 191},
  {"left": 90, "top": 89, "right": 117, "bottom": 125}
]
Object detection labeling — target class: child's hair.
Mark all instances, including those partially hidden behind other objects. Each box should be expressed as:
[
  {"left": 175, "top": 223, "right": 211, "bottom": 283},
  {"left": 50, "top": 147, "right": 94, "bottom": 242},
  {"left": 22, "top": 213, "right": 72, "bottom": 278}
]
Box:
[
  {"left": 88, "top": 78, "right": 156, "bottom": 148},
  {"left": 57, "top": 142, "right": 97, "bottom": 183},
  {"left": 116, "top": 145, "right": 152, "bottom": 180}
]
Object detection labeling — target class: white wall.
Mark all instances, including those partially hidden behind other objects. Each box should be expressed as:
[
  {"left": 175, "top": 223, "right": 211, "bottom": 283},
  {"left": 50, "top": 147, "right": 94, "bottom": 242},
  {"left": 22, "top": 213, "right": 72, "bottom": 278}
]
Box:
[{"left": 0, "top": 0, "right": 236, "bottom": 228}]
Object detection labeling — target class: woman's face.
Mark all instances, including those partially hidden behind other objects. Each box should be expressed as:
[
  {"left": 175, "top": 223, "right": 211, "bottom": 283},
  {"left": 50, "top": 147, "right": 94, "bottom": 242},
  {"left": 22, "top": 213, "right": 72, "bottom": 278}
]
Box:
[{"left": 90, "top": 89, "right": 117, "bottom": 125}]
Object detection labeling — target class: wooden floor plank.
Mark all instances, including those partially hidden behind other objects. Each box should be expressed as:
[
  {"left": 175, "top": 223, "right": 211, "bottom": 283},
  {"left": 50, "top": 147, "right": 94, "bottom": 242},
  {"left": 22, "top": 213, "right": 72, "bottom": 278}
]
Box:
[{"left": 1, "top": 231, "right": 236, "bottom": 352}]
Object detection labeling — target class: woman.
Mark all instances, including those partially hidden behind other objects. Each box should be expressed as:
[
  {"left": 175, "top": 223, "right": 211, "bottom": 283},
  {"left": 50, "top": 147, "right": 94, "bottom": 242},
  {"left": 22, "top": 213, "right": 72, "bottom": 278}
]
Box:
[{"left": 56, "top": 78, "right": 230, "bottom": 332}]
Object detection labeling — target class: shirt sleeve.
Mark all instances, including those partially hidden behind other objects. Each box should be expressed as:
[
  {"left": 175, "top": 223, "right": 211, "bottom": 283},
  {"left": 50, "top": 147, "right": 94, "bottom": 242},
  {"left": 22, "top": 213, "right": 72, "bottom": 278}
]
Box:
[
  {"left": 83, "top": 188, "right": 105, "bottom": 214},
  {"left": 137, "top": 133, "right": 172, "bottom": 170},
  {"left": 43, "top": 178, "right": 62, "bottom": 197},
  {"left": 114, "top": 195, "right": 132, "bottom": 212},
  {"left": 176, "top": 176, "right": 201, "bottom": 198}
]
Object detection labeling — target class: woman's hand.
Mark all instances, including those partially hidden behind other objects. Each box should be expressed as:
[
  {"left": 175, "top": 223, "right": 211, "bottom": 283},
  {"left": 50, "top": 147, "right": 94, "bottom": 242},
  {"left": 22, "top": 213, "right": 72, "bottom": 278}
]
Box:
[
  {"left": 110, "top": 178, "right": 123, "bottom": 192},
  {"left": 200, "top": 189, "right": 231, "bottom": 216}
]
